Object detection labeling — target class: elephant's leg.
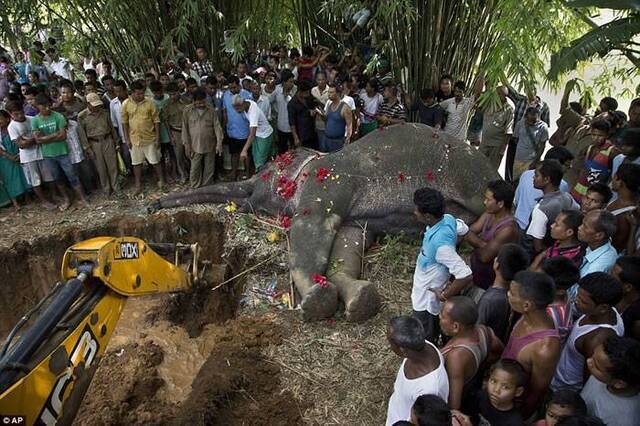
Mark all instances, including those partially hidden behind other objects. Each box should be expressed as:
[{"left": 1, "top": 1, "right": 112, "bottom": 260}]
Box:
[
  {"left": 148, "top": 180, "right": 254, "bottom": 212},
  {"left": 289, "top": 213, "right": 342, "bottom": 321},
  {"left": 328, "top": 226, "right": 381, "bottom": 322}
]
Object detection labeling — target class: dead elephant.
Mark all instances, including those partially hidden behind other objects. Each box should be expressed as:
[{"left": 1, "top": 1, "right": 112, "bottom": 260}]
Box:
[{"left": 149, "top": 124, "right": 500, "bottom": 322}]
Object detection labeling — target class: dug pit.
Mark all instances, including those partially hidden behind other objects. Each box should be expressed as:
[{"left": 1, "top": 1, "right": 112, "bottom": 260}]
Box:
[{"left": 0, "top": 211, "right": 304, "bottom": 425}]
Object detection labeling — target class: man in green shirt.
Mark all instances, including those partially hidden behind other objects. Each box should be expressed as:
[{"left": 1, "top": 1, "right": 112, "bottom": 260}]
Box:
[{"left": 32, "top": 93, "right": 89, "bottom": 209}]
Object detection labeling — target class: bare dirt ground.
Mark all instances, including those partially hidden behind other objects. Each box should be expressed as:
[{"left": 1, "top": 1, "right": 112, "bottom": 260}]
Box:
[{"left": 0, "top": 183, "right": 418, "bottom": 425}]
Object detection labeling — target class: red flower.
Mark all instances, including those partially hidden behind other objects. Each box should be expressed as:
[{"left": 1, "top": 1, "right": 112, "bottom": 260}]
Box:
[
  {"left": 425, "top": 170, "right": 435, "bottom": 182},
  {"left": 311, "top": 273, "right": 329, "bottom": 289},
  {"left": 378, "top": 125, "right": 385, "bottom": 132},
  {"left": 276, "top": 175, "right": 297, "bottom": 200},
  {"left": 397, "top": 172, "right": 406, "bottom": 183},
  {"left": 260, "top": 171, "right": 273, "bottom": 182},
  {"left": 302, "top": 171, "right": 309, "bottom": 178},
  {"left": 301, "top": 207, "right": 311, "bottom": 216},
  {"left": 275, "top": 151, "right": 295, "bottom": 171},
  {"left": 279, "top": 215, "right": 291, "bottom": 229},
  {"left": 315, "top": 167, "right": 331, "bottom": 183},
  {"left": 326, "top": 318, "right": 337, "bottom": 326}
]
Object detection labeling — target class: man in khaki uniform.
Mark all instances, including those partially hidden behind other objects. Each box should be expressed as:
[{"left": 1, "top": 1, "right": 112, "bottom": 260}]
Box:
[
  {"left": 121, "top": 80, "right": 164, "bottom": 194},
  {"left": 480, "top": 86, "right": 515, "bottom": 171},
  {"left": 78, "top": 93, "right": 119, "bottom": 195},
  {"left": 182, "top": 88, "right": 223, "bottom": 188},
  {"left": 162, "top": 82, "right": 190, "bottom": 183}
]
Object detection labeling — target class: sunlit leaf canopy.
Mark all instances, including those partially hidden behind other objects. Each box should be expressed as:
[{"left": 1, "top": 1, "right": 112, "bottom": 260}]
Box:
[{"left": 0, "top": 0, "right": 638, "bottom": 100}]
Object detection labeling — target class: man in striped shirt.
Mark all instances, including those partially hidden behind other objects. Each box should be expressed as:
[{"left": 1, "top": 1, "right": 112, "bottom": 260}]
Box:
[{"left": 376, "top": 83, "right": 406, "bottom": 128}]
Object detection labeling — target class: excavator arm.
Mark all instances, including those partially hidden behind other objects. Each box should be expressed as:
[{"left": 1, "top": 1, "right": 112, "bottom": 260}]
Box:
[{"left": 0, "top": 237, "right": 199, "bottom": 425}]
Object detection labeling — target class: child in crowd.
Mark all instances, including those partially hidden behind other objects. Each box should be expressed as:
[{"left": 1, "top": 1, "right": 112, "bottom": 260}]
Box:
[
  {"left": 581, "top": 336, "right": 640, "bottom": 426},
  {"left": 410, "top": 394, "right": 472, "bottom": 426},
  {"left": 534, "top": 389, "right": 587, "bottom": 426},
  {"left": 581, "top": 183, "right": 612, "bottom": 215},
  {"left": 477, "top": 243, "right": 530, "bottom": 343},
  {"left": 541, "top": 257, "right": 581, "bottom": 344},
  {"left": 5, "top": 101, "right": 56, "bottom": 210},
  {"left": 478, "top": 359, "right": 526, "bottom": 425},
  {"left": 530, "top": 209, "right": 584, "bottom": 270},
  {"left": 613, "top": 256, "right": 640, "bottom": 340}
]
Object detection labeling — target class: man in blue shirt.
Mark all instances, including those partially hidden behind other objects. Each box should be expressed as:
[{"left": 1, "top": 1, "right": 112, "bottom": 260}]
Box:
[
  {"left": 578, "top": 209, "right": 618, "bottom": 277},
  {"left": 222, "top": 75, "right": 252, "bottom": 180},
  {"left": 411, "top": 188, "right": 472, "bottom": 343}
]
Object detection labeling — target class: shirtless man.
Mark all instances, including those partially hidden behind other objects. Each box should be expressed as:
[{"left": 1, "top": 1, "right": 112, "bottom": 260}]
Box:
[
  {"left": 552, "top": 272, "right": 624, "bottom": 392},
  {"left": 439, "top": 296, "right": 503, "bottom": 413},
  {"left": 386, "top": 316, "right": 449, "bottom": 425},
  {"left": 503, "top": 271, "right": 561, "bottom": 416}
]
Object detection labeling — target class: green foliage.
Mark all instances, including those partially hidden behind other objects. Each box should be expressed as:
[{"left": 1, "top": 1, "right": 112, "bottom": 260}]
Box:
[
  {"left": 548, "top": 14, "right": 640, "bottom": 81},
  {"left": 566, "top": 0, "right": 640, "bottom": 10}
]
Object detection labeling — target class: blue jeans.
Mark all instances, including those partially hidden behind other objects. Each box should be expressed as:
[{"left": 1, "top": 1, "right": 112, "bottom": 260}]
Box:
[{"left": 44, "top": 154, "right": 80, "bottom": 187}]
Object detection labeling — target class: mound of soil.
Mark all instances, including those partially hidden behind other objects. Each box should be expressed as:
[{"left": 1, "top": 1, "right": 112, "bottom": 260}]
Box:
[
  {"left": 74, "top": 341, "right": 166, "bottom": 425},
  {"left": 75, "top": 316, "right": 303, "bottom": 425},
  {"left": 175, "top": 316, "right": 304, "bottom": 425}
]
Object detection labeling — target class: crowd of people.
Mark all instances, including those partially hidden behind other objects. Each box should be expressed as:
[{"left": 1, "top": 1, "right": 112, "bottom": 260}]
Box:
[
  {"left": 387, "top": 97, "right": 639, "bottom": 424},
  {"left": 1, "top": 38, "right": 640, "bottom": 426}
]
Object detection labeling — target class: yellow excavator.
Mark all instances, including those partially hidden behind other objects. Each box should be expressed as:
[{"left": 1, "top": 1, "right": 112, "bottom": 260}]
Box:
[{"left": 0, "top": 237, "right": 200, "bottom": 425}]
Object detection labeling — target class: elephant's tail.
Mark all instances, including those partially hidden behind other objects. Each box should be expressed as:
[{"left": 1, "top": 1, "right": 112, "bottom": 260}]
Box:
[{"left": 148, "top": 179, "right": 255, "bottom": 213}]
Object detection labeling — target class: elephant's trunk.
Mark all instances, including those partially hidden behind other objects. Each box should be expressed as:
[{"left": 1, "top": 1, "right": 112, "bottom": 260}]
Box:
[{"left": 148, "top": 179, "right": 255, "bottom": 213}]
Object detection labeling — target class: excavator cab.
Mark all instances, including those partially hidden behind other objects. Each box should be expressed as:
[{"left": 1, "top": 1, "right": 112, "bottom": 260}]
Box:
[{"left": 0, "top": 237, "right": 199, "bottom": 425}]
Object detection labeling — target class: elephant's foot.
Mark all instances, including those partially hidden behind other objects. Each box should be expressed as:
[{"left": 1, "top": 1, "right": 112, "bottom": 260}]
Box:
[
  {"left": 299, "top": 283, "right": 339, "bottom": 321},
  {"left": 331, "top": 272, "right": 381, "bottom": 322}
]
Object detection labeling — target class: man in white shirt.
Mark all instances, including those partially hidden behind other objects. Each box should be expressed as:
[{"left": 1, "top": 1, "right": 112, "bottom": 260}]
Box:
[
  {"left": 386, "top": 316, "right": 449, "bottom": 426},
  {"left": 233, "top": 95, "right": 275, "bottom": 170},
  {"left": 271, "top": 69, "right": 296, "bottom": 153},
  {"left": 440, "top": 80, "right": 477, "bottom": 142},
  {"left": 109, "top": 79, "right": 132, "bottom": 171},
  {"left": 45, "top": 47, "right": 74, "bottom": 81}
]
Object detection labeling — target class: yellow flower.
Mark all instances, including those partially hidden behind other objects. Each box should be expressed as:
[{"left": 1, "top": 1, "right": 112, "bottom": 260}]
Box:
[
  {"left": 267, "top": 231, "right": 280, "bottom": 243},
  {"left": 225, "top": 201, "right": 237, "bottom": 213}
]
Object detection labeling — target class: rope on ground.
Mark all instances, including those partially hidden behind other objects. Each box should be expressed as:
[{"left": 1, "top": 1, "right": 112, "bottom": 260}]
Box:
[{"left": 210, "top": 252, "right": 283, "bottom": 292}]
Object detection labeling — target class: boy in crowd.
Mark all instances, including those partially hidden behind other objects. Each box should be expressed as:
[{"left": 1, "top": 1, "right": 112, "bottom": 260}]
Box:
[
  {"left": 503, "top": 271, "right": 561, "bottom": 416},
  {"left": 571, "top": 119, "right": 619, "bottom": 203},
  {"left": 610, "top": 127, "right": 640, "bottom": 185},
  {"left": 411, "top": 188, "right": 472, "bottom": 343},
  {"left": 534, "top": 389, "right": 587, "bottom": 426},
  {"left": 408, "top": 88, "right": 444, "bottom": 129},
  {"left": 77, "top": 93, "right": 119, "bottom": 195},
  {"left": 233, "top": 94, "right": 275, "bottom": 170},
  {"left": 607, "top": 163, "right": 640, "bottom": 251},
  {"left": 32, "top": 93, "right": 88, "bottom": 208},
  {"left": 530, "top": 209, "right": 583, "bottom": 270},
  {"left": 410, "top": 394, "right": 472, "bottom": 426},
  {"left": 581, "top": 336, "right": 640, "bottom": 426},
  {"left": 552, "top": 272, "right": 624, "bottom": 392},
  {"left": 478, "top": 359, "right": 526, "bottom": 425},
  {"left": 5, "top": 100, "right": 56, "bottom": 210},
  {"left": 541, "top": 257, "right": 581, "bottom": 344},
  {"left": 477, "top": 243, "right": 529, "bottom": 343},
  {"left": 580, "top": 183, "right": 612, "bottom": 215},
  {"left": 613, "top": 256, "right": 640, "bottom": 340}
]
